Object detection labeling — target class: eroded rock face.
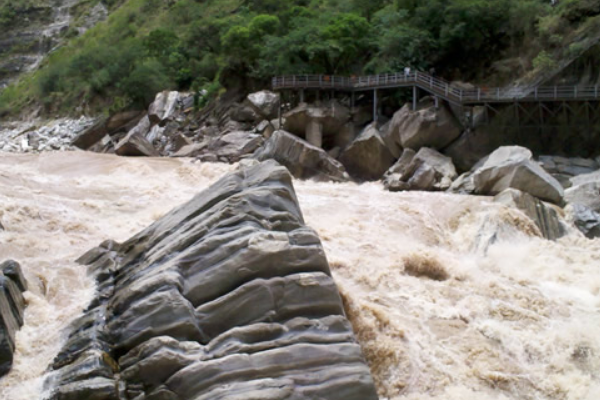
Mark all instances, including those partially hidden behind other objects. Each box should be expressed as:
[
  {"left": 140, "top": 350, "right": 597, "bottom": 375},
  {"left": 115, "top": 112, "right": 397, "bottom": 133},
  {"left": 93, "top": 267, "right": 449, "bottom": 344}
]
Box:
[
  {"left": 0, "top": 260, "right": 27, "bottom": 377},
  {"left": 472, "top": 146, "right": 564, "bottom": 205},
  {"left": 46, "top": 161, "right": 377, "bottom": 400},
  {"left": 254, "top": 130, "right": 350, "bottom": 182}
]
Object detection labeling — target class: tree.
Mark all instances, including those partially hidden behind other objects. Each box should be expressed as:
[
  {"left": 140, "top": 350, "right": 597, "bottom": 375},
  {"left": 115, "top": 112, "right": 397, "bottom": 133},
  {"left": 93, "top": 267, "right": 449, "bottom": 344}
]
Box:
[{"left": 119, "top": 59, "right": 173, "bottom": 107}]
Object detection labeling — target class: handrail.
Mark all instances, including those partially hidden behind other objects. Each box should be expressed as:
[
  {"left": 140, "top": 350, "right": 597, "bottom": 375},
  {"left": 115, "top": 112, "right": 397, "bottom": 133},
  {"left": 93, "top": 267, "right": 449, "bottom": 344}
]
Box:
[{"left": 272, "top": 71, "right": 600, "bottom": 104}]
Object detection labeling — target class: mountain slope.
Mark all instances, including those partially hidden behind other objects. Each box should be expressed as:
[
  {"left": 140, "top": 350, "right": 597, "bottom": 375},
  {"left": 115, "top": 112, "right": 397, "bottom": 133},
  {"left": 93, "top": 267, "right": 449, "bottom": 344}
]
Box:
[{"left": 1, "top": 0, "right": 599, "bottom": 118}]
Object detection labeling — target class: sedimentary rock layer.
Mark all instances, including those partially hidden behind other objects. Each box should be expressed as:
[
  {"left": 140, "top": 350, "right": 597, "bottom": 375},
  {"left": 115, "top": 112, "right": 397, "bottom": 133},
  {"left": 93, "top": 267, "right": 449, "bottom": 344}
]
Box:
[
  {"left": 45, "top": 160, "right": 377, "bottom": 400},
  {"left": 0, "top": 260, "right": 27, "bottom": 377}
]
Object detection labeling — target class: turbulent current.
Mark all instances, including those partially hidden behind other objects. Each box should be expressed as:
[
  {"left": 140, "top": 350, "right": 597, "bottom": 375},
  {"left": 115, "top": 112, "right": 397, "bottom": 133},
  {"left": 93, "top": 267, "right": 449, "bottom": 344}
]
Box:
[{"left": 0, "top": 152, "right": 598, "bottom": 400}]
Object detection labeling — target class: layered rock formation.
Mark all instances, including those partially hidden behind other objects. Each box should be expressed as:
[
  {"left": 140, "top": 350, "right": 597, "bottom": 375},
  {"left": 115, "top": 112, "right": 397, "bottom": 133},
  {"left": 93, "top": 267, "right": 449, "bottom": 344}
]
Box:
[
  {"left": 254, "top": 130, "right": 349, "bottom": 182},
  {"left": 0, "top": 260, "right": 27, "bottom": 377},
  {"left": 494, "top": 189, "right": 567, "bottom": 240},
  {"left": 45, "top": 160, "right": 377, "bottom": 400}
]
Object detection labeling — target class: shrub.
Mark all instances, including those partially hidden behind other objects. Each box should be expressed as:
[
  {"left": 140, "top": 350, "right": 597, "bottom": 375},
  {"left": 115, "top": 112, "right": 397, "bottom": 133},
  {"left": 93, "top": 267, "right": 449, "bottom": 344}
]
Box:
[{"left": 533, "top": 50, "right": 557, "bottom": 70}]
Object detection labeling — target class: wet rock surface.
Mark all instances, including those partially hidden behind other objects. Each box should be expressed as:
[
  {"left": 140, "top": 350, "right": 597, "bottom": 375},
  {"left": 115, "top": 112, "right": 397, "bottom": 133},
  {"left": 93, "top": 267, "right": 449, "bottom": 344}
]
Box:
[
  {"left": 339, "top": 123, "right": 395, "bottom": 181},
  {"left": 494, "top": 188, "right": 568, "bottom": 240},
  {"left": 254, "top": 130, "right": 350, "bottom": 182},
  {"left": 538, "top": 155, "right": 599, "bottom": 188},
  {"left": 384, "top": 148, "right": 457, "bottom": 192},
  {"left": 0, "top": 261, "right": 27, "bottom": 378},
  {"left": 389, "top": 102, "right": 461, "bottom": 151},
  {"left": 45, "top": 160, "right": 376, "bottom": 400},
  {"left": 472, "top": 146, "right": 564, "bottom": 205}
]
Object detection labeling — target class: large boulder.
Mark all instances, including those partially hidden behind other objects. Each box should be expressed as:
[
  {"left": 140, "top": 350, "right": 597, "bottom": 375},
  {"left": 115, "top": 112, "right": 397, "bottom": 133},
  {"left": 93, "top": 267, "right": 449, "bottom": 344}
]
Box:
[
  {"left": 494, "top": 189, "right": 567, "bottom": 240},
  {"left": 568, "top": 204, "right": 600, "bottom": 239},
  {"left": 114, "top": 130, "right": 159, "bottom": 157},
  {"left": 246, "top": 91, "right": 280, "bottom": 120},
  {"left": 0, "top": 260, "right": 27, "bottom": 377},
  {"left": 472, "top": 146, "right": 564, "bottom": 204},
  {"left": 538, "top": 156, "right": 599, "bottom": 188},
  {"left": 564, "top": 170, "right": 600, "bottom": 238},
  {"left": 206, "top": 131, "right": 264, "bottom": 162},
  {"left": 72, "top": 112, "right": 146, "bottom": 150},
  {"left": 254, "top": 130, "right": 349, "bottom": 182},
  {"left": 565, "top": 170, "right": 600, "bottom": 212},
  {"left": 339, "top": 123, "right": 396, "bottom": 181},
  {"left": 389, "top": 103, "right": 461, "bottom": 150},
  {"left": 148, "top": 91, "right": 180, "bottom": 125},
  {"left": 173, "top": 132, "right": 263, "bottom": 162},
  {"left": 443, "top": 128, "right": 498, "bottom": 172},
  {"left": 45, "top": 161, "right": 377, "bottom": 400},
  {"left": 383, "top": 147, "right": 457, "bottom": 192},
  {"left": 283, "top": 100, "right": 351, "bottom": 144},
  {"left": 71, "top": 117, "right": 109, "bottom": 150},
  {"left": 379, "top": 120, "right": 402, "bottom": 159}
]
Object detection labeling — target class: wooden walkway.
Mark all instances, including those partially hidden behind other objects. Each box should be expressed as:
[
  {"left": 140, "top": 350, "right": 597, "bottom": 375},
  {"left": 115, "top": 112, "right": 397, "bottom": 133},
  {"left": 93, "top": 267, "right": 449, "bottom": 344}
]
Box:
[{"left": 272, "top": 71, "right": 600, "bottom": 106}]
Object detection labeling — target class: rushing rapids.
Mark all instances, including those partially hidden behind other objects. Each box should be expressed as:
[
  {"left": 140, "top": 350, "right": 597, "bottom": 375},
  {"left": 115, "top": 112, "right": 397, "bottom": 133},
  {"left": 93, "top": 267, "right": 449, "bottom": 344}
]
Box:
[{"left": 0, "top": 152, "right": 598, "bottom": 400}]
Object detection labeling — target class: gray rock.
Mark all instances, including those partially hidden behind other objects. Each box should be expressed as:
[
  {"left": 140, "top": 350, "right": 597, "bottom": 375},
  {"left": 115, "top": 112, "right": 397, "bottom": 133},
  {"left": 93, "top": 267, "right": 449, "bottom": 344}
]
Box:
[
  {"left": 72, "top": 113, "right": 145, "bottom": 151},
  {"left": 494, "top": 189, "right": 567, "bottom": 240},
  {"left": 230, "top": 103, "right": 261, "bottom": 123},
  {"left": 384, "top": 147, "right": 457, "bottom": 192},
  {"left": 340, "top": 123, "right": 396, "bottom": 181},
  {"left": 389, "top": 103, "right": 461, "bottom": 150},
  {"left": 254, "top": 130, "right": 350, "bottom": 182},
  {"left": 565, "top": 170, "right": 600, "bottom": 213},
  {"left": 115, "top": 131, "right": 159, "bottom": 157},
  {"left": 569, "top": 204, "right": 600, "bottom": 239},
  {"left": 448, "top": 172, "right": 476, "bottom": 194},
  {"left": 149, "top": 91, "right": 180, "bottom": 125},
  {"left": 246, "top": 91, "right": 280, "bottom": 120},
  {"left": 71, "top": 117, "right": 109, "bottom": 150},
  {"left": 443, "top": 128, "right": 497, "bottom": 172},
  {"left": 379, "top": 120, "right": 402, "bottom": 159},
  {"left": 126, "top": 115, "right": 151, "bottom": 141},
  {"left": 472, "top": 146, "right": 564, "bottom": 204},
  {"left": 538, "top": 155, "right": 599, "bottom": 188},
  {"left": 173, "top": 142, "right": 209, "bottom": 158},
  {"left": 283, "top": 100, "right": 351, "bottom": 140},
  {"left": 46, "top": 160, "right": 377, "bottom": 400},
  {"left": 208, "top": 131, "right": 263, "bottom": 162},
  {"left": 0, "top": 260, "right": 27, "bottom": 377},
  {"left": 106, "top": 111, "right": 145, "bottom": 133}
]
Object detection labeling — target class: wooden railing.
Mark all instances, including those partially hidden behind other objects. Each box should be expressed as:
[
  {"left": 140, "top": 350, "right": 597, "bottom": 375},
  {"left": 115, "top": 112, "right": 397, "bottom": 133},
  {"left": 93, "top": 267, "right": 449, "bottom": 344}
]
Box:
[{"left": 272, "top": 71, "right": 600, "bottom": 104}]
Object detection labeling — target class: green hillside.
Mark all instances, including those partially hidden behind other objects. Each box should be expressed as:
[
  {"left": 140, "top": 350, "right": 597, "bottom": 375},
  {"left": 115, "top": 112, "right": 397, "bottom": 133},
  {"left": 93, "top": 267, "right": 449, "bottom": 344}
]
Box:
[{"left": 1, "top": 0, "right": 599, "bottom": 116}]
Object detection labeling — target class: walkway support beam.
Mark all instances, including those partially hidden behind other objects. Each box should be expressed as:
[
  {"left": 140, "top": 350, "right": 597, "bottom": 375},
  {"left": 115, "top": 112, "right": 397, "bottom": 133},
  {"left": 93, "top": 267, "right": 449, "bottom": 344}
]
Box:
[
  {"left": 373, "top": 89, "right": 378, "bottom": 122},
  {"left": 413, "top": 86, "right": 418, "bottom": 111}
]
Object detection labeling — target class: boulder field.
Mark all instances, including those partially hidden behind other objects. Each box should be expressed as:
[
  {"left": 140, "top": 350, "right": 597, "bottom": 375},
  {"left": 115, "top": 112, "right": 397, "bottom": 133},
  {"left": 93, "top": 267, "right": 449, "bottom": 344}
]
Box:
[
  {"left": 10, "top": 88, "right": 598, "bottom": 241},
  {"left": 44, "top": 160, "right": 378, "bottom": 400}
]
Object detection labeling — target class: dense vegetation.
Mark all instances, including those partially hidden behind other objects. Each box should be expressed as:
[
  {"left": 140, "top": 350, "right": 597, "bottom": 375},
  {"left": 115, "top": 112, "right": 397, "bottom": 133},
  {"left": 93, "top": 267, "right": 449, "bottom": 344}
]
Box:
[{"left": 1, "top": 0, "right": 599, "bottom": 115}]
